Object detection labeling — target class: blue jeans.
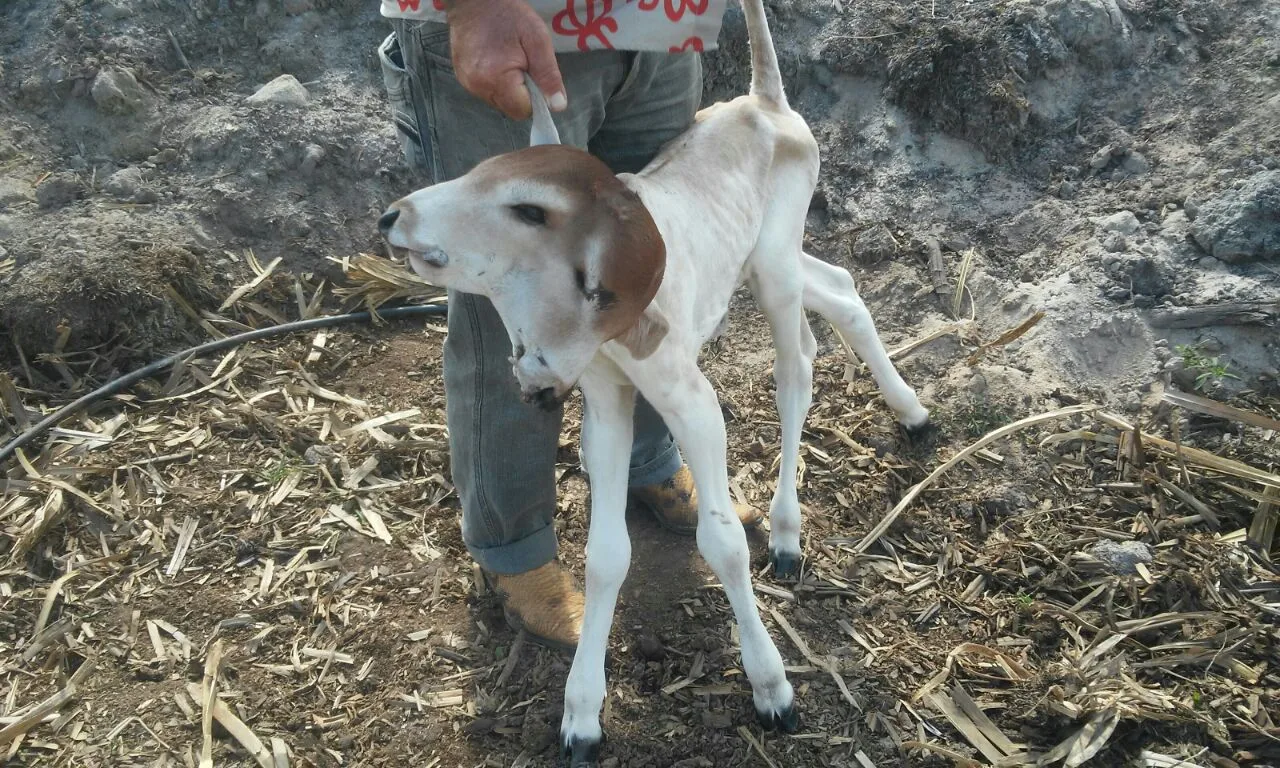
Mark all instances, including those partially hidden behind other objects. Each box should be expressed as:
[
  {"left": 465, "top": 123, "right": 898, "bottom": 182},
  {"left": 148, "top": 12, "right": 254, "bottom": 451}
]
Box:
[{"left": 380, "top": 22, "right": 699, "bottom": 574}]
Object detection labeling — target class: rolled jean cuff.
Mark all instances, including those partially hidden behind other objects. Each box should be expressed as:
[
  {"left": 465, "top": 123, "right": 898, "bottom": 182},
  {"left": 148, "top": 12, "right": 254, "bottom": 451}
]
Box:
[
  {"left": 627, "top": 441, "right": 682, "bottom": 488},
  {"left": 465, "top": 522, "right": 559, "bottom": 576}
]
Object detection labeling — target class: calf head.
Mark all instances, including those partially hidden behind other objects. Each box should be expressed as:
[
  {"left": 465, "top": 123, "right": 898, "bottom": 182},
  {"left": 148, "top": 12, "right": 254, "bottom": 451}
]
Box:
[{"left": 380, "top": 145, "right": 668, "bottom": 409}]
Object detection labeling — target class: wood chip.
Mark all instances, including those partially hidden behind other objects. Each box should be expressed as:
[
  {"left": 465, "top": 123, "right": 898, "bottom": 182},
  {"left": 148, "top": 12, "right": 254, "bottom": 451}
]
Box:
[
  {"left": 0, "top": 658, "right": 94, "bottom": 746},
  {"left": 1246, "top": 486, "right": 1278, "bottom": 553},
  {"left": 342, "top": 408, "right": 421, "bottom": 438},
  {"left": 32, "top": 571, "right": 77, "bottom": 641},
  {"left": 1162, "top": 389, "right": 1280, "bottom": 432},
  {"left": 845, "top": 405, "right": 1096, "bottom": 554},
  {"left": 199, "top": 639, "right": 223, "bottom": 768},
  {"left": 165, "top": 517, "right": 198, "bottom": 577},
  {"left": 737, "top": 725, "right": 780, "bottom": 768},
  {"left": 768, "top": 607, "right": 860, "bottom": 712},
  {"left": 185, "top": 682, "right": 275, "bottom": 768},
  {"left": 219, "top": 256, "right": 282, "bottom": 311}
]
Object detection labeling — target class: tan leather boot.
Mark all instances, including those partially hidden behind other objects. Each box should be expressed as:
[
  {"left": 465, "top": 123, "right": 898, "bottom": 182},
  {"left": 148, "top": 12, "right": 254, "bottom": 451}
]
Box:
[
  {"left": 486, "top": 561, "right": 584, "bottom": 653},
  {"left": 629, "top": 465, "right": 764, "bottom": 535}
]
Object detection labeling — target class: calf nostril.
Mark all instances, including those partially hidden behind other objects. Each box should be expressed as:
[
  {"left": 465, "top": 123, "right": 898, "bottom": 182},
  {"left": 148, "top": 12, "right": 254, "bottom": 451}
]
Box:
[{"left": 378, "top": 208, "right": 400, "bottom": 234}]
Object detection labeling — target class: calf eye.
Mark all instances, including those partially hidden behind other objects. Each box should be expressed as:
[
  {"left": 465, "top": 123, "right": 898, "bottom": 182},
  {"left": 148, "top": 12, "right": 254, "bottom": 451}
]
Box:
[{"left": 511, "top": 204, "right": 547, "bottom": 226}]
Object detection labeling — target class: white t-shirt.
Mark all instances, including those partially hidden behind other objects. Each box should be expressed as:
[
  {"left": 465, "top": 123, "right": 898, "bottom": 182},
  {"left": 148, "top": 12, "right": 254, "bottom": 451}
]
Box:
[{"left": 381, "top": 0, "right": 727, "bottom": 53}]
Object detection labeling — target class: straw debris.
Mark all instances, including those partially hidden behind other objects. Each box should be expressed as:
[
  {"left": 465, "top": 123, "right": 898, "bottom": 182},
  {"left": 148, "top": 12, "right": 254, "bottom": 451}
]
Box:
[{"left": 0, "top": 252, "right": 1276, "bottom": 767}]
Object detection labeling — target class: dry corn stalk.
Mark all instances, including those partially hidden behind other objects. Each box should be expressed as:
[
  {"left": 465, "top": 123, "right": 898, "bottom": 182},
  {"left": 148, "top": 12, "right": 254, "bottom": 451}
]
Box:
[{"left": 333, "top": 252, "right": 444, "bottom": 313}]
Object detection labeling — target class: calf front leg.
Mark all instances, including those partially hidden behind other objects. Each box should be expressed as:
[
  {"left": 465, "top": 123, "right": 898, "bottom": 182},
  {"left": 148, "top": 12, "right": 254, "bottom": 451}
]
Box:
[
  {"left": 630, "top": 361, "right": 798, "bottom": 731},
  {"left": 561, "top": 375, "right": 635, "bottom": 766}
]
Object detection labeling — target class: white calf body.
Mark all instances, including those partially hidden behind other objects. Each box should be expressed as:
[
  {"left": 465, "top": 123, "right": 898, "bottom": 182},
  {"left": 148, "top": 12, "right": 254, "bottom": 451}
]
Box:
[{"left": 380, "top": 1, "right": 930, "bottom": 761}]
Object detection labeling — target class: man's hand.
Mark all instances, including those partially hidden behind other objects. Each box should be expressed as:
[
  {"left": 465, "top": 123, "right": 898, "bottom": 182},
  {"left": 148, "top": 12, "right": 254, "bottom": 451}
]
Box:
[{"left": 446, "top": 0, "right": 567, "bottom": 121}]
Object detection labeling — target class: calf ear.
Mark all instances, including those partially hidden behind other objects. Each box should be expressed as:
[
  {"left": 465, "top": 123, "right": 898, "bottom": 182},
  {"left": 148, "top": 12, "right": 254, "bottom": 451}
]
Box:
[
  {"left": 615, "top": 304, "right": 669, "bottom": 360},
  {"left": 524, "top": 73, "right": 561, "bottom": 146}
]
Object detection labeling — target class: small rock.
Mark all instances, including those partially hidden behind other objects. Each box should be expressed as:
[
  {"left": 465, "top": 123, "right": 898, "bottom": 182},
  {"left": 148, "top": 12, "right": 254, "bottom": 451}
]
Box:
[
  {"left": 91, "top": 67, "right": 148, "bottom": 114},
  {"left": 1097, "top": 210, "right": 1141, "bottom": 236},
  {"left": 636, "top": 631, "right": 666, "bottom": 661},
  {"left": 245, "top": 74, "right": 310, "bottom": 107},
  {"left": 852, "top": 223, "right": 897, "bottom": 264},
  {"left": 19, "top": 75, "right": 50, "bottom": 104},
  {"left": 1191, "top": 170, "right": 1280, "bottom": 263},
  {"left": 1162, "top": 208, "right": 1187, "bottom": 238},
  {"left": 0, "top": 177, "right": 34, "bottom": 207},
  {"left": 700, "top": 710, "right": 734, "bottom": 729},
  {"left": 1048, "top": 0, "right": 1134, "bottom": 65},
  {"left": 102, "top": 1, "right": 132, "bottom": 20},
  {"left": 134, "top": 661, "right": 166, "bottom": 682},
  {"left": 148, "top": 148, "right": 179, "bottom": 165},
  {"left": 462, "top": 717, "right": 498, "bottom": 737},
  {"left": 1057, "top": 179, "right": 1078, "bottom": 199},
  {"left": 299, "top": 143, "right": 325, "bottom": 175},
  {"left": 1120, "top": 151, "right": 1150, "bottom": 176},
  {"left": 1183, "top": 197, "right": 1200, "bottom": 220},
  {"left": 808, "top": 188, "right": 828, "bottom": 211},
  {"left": 1102, "top": 232, "right": 1127, "bottom": 252},
  {"left": 520, "top": 708, "right": 554, "bottom": 752},
  {"left": 812, "top": 63, "right": 834, "bottom": 88},
  {"left": 103, "top": 166, "right": 143, "bottom": 199},
  {"left": 1127, "top": 255, "right": 1170, "bottom": 295},
  {"left": 35, "top": 173, "right": 84, "bottom": 208},
  {"left": 1087, "top": 539, "right": 1153, "bottom": 575},
  {"left": 134, "top": 187, "right": 159, "bottom": 204},
  {"left": 1088, "top": 143, "right": 1115, "bottom": 170},
  {"left": 1196, "top": 335, "right": 1224, "bottom": 354},
  {"left": 304, "top": 445, "right": 339, "bottom": 465},
  {"left": 1132, "top": 294, "right": 1155, "bottom": 308}
]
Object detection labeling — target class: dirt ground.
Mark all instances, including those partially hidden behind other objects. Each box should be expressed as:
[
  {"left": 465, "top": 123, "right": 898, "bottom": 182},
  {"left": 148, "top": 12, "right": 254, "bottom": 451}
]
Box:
[{"left": 2, "top": 0, "right": 1279, "bottom": 766}]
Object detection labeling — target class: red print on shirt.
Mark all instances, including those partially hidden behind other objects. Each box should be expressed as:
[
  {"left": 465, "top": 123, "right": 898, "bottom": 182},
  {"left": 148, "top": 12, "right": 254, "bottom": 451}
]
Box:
[
  {"left": 396, "top": 0, "right": 421, "bottom": 10},
  {"left": 553, "top": 0, "right": 619, "bottom": 51},
  {"left": 669, "top": 36, "right": 704, "bottom": 52},
  {"left": 638, "top": 0, "right": 708, "bottom": 21}
]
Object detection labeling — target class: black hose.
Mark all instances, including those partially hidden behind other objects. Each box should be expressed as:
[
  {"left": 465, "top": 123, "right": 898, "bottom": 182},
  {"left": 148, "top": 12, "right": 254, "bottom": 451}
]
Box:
[{"left": 0, "top": 303, "right": 448, "bottom": 466}]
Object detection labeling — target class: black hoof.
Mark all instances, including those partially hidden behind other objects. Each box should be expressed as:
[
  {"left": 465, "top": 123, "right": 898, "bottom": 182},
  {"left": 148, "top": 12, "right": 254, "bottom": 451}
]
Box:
[
  {"left": 769, "top": 548, "right": 801, "bottom": 580},
  {"left": 561, "top": 734, "right": 602, "bottom": 767},
  {"left": 756, "top": 703, "right": 800, "bottom": 733},
  {"left": 902, "top": 418, "right": 937, "bottom": 447}
]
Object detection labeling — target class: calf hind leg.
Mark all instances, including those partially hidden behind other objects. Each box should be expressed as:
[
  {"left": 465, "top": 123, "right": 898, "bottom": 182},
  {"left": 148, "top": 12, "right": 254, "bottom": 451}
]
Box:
[
  {"left": 748, "top": 270, "right": 815, "bottom": 580},
  {"left": 800, "top": 251, "right": 931, "bottom": 439}
]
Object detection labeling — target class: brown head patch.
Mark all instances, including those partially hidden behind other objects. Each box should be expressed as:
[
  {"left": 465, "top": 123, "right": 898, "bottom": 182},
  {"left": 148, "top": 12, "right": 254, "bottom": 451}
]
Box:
[{"left": 471, "top": 145, "right": 666, "bottom": 341}]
